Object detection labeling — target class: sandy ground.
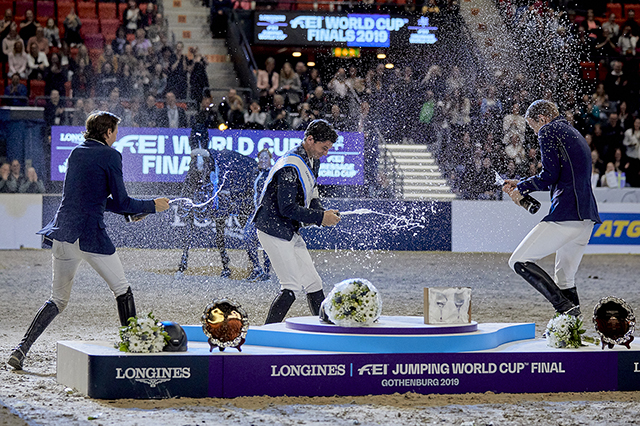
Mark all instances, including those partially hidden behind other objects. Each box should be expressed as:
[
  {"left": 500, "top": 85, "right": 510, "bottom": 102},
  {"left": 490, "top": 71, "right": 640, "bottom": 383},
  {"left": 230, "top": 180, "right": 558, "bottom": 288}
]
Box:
[{"left": 1, "top": 248, "right": 640, "bottom": 425}]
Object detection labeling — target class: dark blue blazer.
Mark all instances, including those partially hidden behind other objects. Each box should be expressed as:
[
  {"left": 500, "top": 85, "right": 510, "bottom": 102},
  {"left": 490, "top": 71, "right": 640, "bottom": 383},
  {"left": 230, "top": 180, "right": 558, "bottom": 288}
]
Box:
[
  {"left": 253, "top": 145, "right": 324, "bottom": 241},
  {"left": 39, "top": 139, "right": 156, "bottom": 254},
  {"left": 517, "top": 117, "right": 601, "bottom": 223}
]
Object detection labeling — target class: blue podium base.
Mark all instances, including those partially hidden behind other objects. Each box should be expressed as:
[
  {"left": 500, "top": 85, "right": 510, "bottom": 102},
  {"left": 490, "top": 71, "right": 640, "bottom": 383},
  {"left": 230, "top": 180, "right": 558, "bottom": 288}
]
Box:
[{"left": 56, "top": 318, "right": 640, "bottom": 399}]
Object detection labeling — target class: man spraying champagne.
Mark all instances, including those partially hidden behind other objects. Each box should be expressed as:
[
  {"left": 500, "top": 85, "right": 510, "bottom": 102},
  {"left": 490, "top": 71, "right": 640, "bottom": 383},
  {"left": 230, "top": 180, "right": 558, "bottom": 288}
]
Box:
[{"left": 502, "top": 100, "right": 600, "bottom": 317}]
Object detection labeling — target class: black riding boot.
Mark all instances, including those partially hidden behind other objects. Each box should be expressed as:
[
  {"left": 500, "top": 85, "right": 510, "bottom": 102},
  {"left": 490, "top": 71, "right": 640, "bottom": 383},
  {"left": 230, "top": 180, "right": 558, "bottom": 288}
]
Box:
[
  {"left": 306, "top": 290, "right": 325, "bottom": 316},
  {"left": 561, "top": 287, "right": 580, "bottom": 307},
  {"left": 514, "top": 262, "right": 579, "bottom": 315},
  {"left": 8, "top": 300, "right": 59, "bottom": 370},
  {"left": 265, "top": 290, "right": 295, "bottom": 324},
  {"left": 116, "top": 287, "right": 136, "bottom": 327}
]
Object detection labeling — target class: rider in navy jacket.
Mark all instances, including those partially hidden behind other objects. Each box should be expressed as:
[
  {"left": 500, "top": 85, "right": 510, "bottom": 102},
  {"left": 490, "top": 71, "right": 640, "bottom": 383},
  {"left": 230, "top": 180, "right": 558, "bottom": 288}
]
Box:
[
  {"left": 39, "top": 139, "right": 156, "bottom": 254},
  {"left": 516, "top": 116, "right": 601, "bottom": 224}
]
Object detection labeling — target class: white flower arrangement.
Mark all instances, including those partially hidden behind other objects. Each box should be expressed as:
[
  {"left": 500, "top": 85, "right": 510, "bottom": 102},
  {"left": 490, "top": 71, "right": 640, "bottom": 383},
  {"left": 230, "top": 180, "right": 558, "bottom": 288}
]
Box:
[
  {"left": 323, "top": 278, "right": 382, "bottom": 327},
  {"left": 545, "top": 313, "right": 587, "bottom": 349},
  {"left": 117, "top": 312, "right": 170, "bottom": 353}
]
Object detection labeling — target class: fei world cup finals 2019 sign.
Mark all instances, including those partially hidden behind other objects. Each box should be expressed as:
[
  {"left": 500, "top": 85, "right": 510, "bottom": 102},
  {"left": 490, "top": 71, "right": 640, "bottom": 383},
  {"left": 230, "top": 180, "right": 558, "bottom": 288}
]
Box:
[
  {"left": 50, "top": 126, "right": 365, "bottom": 186},
  {"left": 255, "top": 12, "right": 438, "bottom": 47}
]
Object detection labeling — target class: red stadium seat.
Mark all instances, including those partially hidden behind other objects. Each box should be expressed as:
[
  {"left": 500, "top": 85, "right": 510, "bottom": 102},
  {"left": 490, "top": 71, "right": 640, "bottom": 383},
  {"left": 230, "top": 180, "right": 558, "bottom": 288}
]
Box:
[
  {"left": 84, "top": 33, "right": 105, "bottom": 50},
  {"left": 118, "top": 2, "right": 127, "bottom": 18},
  {"left": 57, "top": 2, "right": 75, "bottom": 21},
  {"left": 0, "top": 2, "right": 13, "bottom": 15},
  {"left": 625, "top": 4, "right": 640, "bottom": 19},
  {"left": 28, "top": 79, "right": 46, "bottom": 105},
  {"left": 15, "top": 1, "right": 33, "bottom": 17},
  {"left": 37, "top": 1, "right": 55, "bottom": 19},
  {"left": 580, "top": 62, "right": 597, "bottom": 81},
  {"left": 296, "top": 0, "right": 315, "bottom": 10},
  {"left": 606, "top": 3, "right": 623, "bottom": 19},
  {"left": 139, "top": 3, "right": 147, "bottom": 13},
  {"left": 100, "top": 19, "right": 121, "bottom": 42},
  {"left": 80, "top": 18, "right": 100, "bottom": 39},
  {"left": 36, "top": 17, "right": 47, "bottom": 27},
  {"left": 77, "top": 2, "right": 97, "bottom": 19},
  {"left": 99, "top": 2, "right": 117, "bottom": 19}
]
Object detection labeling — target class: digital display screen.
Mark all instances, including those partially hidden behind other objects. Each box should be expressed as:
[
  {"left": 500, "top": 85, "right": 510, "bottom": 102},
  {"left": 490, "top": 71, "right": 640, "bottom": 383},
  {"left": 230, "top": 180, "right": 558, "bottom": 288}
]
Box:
[
  {"left": 255, "top": 12, "right": 437, "bottom": 47},
  {"left": 50, "top": 127, "right": 364, "bottom": 185}
]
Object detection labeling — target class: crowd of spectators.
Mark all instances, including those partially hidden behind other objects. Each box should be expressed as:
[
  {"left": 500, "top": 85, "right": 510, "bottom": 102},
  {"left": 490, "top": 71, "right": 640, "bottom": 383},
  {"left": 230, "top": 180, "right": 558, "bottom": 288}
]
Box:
[
  {"left": 0, "top": 159, "right": 45, "bottom": 193},
  {"left": 0, "top": 1, "right": 209, "bottom": 125},
  {"left": 2, "top": 0, "right": 640, "bottom": 199}
]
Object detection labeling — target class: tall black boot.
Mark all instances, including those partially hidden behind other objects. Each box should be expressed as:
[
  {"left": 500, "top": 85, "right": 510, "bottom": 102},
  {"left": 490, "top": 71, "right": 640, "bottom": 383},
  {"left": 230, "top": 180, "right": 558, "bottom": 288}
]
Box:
[
  {"left": 306, "top": 290, "right": 325, "bottom": 316},
  {"left": 116, "top": 287, "right": 136, "bottom": 327},
  {"left": 561, "top": 287, "right": 580, "bottom": 307},
  {"left": 8, "top": 300, "right": 59, "bottom": 370},
  {"left": 514, "top": 262, "right": 579, "bottom": 315},
  {"left": 265, "top": 290, "right": 295, "bottom": 324}
]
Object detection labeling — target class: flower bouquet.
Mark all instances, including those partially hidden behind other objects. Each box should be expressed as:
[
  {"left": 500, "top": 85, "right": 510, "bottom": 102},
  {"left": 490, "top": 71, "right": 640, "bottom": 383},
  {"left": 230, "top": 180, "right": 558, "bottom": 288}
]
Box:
[
  {"left": 545, "top": 313, "right": 598, "bottom": 348},
  {"left": 320, "top": 278, "right": 382, "bottom": 327},
  {"left": 116, "top": 312, "right": 170, "bottom": 353}
]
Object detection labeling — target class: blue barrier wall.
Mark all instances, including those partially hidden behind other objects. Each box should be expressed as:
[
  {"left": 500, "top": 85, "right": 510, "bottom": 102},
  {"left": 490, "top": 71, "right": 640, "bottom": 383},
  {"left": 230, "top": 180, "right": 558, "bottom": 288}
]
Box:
[{"left": 42, "top": 196, "right": 451, "bottom": 251}]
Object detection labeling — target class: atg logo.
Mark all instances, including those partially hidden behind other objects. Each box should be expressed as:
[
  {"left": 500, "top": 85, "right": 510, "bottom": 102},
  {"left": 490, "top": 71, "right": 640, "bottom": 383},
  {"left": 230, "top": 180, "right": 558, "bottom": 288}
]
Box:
[
  {"left": 115, "top": 367, "right": 191, "bottom": 388},
  {"left": 590, "top": 213, "right": 640, "bottom": 245}
]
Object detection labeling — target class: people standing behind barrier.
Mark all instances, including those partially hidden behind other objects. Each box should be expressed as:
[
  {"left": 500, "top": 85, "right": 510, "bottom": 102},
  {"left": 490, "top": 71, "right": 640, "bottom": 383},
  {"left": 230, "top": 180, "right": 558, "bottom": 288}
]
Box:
[
  {"left": 8, "top": 159, "right": 26, "bottom": 190},
  {"left": 0, "top": 162, "right": 16, "bottom": 193},
  {"left": 26, "top": 41, "right": 48, "bottom": 80},
  {"left": 44, "top": 90, "right": 67, "bottom": 127},
  {"left": 256, "top": 57, "right": 279, "bottom": 111},
  {"left": 244, "top": 149, "right": 272, "bottom": 282},
  {"left": 43, "top": 18, "right": 61, "bottom": 50},
  {"left": 278, "top": 61, "right": 302, "bottom": 111},
  {"left": 8, "top": 39, "right": 28, "bottom": 79},
  {"left": 167, "top": 42, "right": 188, "bottom": 100},
  {"left": 18, "top": 167, "right": 45, "bottom": 193},
  {"left": 226, "top": 95, "right": 246, "bottom": 129},
  {"left": 45, "top": 53, "right": 66, "bottom": 96},
  {"left": 27, "top": 27, "right": 49, "bottom": 57},
  {"left": 63, "top": 8, "right": 82, "bottom": 47},
  {"left": 4, "top": 73, "right": 27, "bottom": 106},
  {"left": 244, "top": 100, "right": 267, "bottom": 130},
  {"left": 19, "top": 10, "right": 37, "bottom": 46},
  {"left": 157, "top": 91, "right": 187, "bottom": 128},
  {"left": 2, "top": 22, "right": 19, "bottom": 63},
  {"left": 135, "top": 95, "right": 160, "bottom": 128},
  {"left": 123, "top": 0, "right": 142, "bottom": 35}
]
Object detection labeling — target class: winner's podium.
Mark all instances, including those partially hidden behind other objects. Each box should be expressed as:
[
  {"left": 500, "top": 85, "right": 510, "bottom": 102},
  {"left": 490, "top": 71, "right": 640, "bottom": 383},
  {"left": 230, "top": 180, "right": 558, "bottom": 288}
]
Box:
[{"left": 57, "top": 317, "right": 640, "bottom": 399}]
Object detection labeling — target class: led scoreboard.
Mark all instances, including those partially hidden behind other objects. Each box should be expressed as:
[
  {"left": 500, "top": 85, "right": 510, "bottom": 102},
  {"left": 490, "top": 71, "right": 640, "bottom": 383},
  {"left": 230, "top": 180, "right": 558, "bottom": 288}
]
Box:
[{"left": 255, "top": 12, "right": 438, "bottom": 47}]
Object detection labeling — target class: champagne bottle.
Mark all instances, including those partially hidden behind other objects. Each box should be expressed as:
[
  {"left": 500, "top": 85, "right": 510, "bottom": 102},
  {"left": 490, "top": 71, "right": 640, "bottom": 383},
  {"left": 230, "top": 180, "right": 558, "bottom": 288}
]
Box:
[
  {"left": 519, "top": 194, "right": 541, "bottom": 214},
  {"left": 124, "top": 213, "right": 149, "bottom": 223}
]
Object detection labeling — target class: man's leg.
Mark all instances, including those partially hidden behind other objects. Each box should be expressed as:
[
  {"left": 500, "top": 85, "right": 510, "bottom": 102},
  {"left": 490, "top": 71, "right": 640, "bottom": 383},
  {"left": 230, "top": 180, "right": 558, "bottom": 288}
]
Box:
[
  {"left": 554, "top": 221, "right": 595, "bottom": 308},
  {"left": 509, "top": 222, "right": 585, "bottom": 315},
  {"left": 291, "top": 234, "right": 325, "bottom": 316},
  {"left": 258, "top": 230, "right": 303, "bottom": 323},
  {"left": 243, "top": 221, "right": 263, "bottom": 281},
  {"left": 8, "top": 240, "right": 80, "bottom": 369},
  {"left": 82, "top": 247, "right": 135, "bottom": 326}
]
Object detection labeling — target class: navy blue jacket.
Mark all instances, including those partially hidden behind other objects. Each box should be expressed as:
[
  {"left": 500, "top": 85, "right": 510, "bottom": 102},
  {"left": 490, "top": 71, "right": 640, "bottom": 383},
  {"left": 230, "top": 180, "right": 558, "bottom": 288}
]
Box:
[
  {"left": 39, "top": 139, "right": 156, "bottom": 254},
  {"left": 517, "top": 117, "right": 601, "bottom": 223},
  {"left": 253, "top": 145, "right": 324, "bottom": 240}
]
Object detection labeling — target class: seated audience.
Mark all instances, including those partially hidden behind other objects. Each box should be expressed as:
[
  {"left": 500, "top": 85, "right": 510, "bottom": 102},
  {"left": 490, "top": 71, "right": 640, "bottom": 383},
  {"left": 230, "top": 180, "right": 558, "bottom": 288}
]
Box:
[
  {"left": 19, "top": 167, "right": 45, "bottom": 193},
  {"left": 157, "top": 91, "right": 187, "bottom": 128},
  {"left": 4, "top": 73, "right": 28, "bottom": 106}
]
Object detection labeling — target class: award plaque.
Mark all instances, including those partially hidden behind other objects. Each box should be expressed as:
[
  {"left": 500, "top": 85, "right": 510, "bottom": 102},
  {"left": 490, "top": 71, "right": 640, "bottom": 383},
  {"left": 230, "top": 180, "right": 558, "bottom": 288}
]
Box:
[
  {"left": 201, "top": 298, "right": 249, "bottom": 352},
  {"left": 593, "top": 296, "right": 635, "bottom": 349}
]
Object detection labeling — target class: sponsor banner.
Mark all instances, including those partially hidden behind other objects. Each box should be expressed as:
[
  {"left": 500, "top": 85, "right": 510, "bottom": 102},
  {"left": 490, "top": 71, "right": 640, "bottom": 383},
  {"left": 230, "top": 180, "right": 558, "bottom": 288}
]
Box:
[
  {"left": 590, "top": 213, "right": 640, "bottom": 245},
  {"left": 50, "top": 127, "right": 364, "bottom": 186},
  {"left": 223, "top": 352, "right": 618, "bottom": 397},
  {"left": 254, "top": 12, "right": 438, "bottom": 47},
  {"left": 617, "top": 351, "right": 640, "bottom": 391},
  {"left": 87, "top": 354, "right": 215, "bottom": 399}
]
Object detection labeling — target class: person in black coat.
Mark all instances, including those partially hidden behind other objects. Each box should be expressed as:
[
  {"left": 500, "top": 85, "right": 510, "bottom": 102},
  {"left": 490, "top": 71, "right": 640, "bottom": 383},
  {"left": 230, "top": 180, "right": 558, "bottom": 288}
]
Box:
[
  {"left": 157, "top": 91, "right": 188, "bottom": 128},
  {"left": 7, "top": 111, "right": 170, "bottom": 370}
]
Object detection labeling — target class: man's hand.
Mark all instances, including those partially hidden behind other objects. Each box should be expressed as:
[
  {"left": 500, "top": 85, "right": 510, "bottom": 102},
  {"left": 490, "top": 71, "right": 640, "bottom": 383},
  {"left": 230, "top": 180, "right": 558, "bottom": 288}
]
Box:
[
  {"left": 322, "top": 209, "right": 341, "bottom": 227},
  {"left": 502, "top": 180, "right": 523, "bottom": 206},
  {"left": 154, "top": 197, "right": 170, "bottom": 212}
]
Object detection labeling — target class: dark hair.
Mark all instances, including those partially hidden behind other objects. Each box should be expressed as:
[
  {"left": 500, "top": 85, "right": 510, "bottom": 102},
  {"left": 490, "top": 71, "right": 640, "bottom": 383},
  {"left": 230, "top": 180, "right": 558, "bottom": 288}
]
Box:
[
  {"left": 83, "top": 111, "right": 120, "bottom": 142},
  {"left": 304, "top": 119, "right": 338, "bottom": 143},
  {"left": 524, "top": 100, "right": 559, "bottom": 121}
]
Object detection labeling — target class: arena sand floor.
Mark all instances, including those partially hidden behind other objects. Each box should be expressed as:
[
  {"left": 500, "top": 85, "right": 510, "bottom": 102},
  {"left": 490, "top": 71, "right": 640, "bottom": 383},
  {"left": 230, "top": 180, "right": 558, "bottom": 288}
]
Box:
[{"left": 1, "top": 248, "right": 640, "bottom": 425}]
